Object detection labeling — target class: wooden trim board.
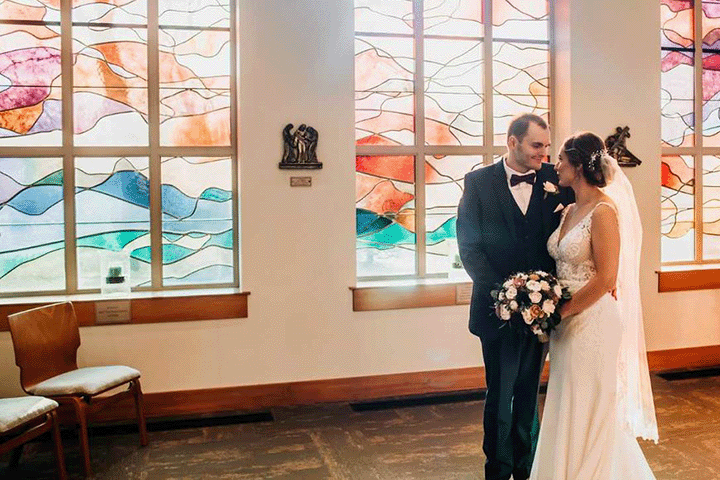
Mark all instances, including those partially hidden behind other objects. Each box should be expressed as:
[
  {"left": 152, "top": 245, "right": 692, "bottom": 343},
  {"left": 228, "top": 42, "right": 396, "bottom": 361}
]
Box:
[{"left": 90, "top": 345, "right": 720, "bottom": 424}]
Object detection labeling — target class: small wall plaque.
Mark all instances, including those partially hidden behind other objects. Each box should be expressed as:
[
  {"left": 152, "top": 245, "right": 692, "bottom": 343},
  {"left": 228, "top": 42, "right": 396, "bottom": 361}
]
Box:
[
  {"left": 95, "top": 299, "right": 131, "bottom": 325},
  {"left": 290, "top": 176, "right": 312, "bottom": 187}
]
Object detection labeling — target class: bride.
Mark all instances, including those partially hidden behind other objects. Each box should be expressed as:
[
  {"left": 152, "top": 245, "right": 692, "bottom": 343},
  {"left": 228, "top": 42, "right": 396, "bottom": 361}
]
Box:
[{"left": 529, "top": 132, "right": 659, "bottom": 479}]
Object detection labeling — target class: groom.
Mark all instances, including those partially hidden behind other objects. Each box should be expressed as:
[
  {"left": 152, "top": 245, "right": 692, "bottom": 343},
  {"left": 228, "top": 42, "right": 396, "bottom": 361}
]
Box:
[{"left": 456, "top": 114, "right": 573, "bottom": 480}]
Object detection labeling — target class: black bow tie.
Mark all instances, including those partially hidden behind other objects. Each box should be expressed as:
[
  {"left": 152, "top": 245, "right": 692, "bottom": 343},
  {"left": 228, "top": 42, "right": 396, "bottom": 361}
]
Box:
[{"left": 510, "top": 172, "right": 536, "bottom": 187}]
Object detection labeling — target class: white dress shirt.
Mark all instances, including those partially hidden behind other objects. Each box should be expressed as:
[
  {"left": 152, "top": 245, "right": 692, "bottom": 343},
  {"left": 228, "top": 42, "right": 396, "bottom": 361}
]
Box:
[{"left": 503, "top": 159, "right": 534, "bottom": 215}]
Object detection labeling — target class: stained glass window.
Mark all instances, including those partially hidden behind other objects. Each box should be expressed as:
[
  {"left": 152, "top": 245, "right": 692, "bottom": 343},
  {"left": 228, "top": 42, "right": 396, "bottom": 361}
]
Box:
[
  {"left": 661, "top": 1, "right": 720, "bottom": 265},
  {"left": 355, "top": 0, "right": 549, "bottom": 279},
  {"left": 0, "top": 1, "right": 237, "bottom": 296}
]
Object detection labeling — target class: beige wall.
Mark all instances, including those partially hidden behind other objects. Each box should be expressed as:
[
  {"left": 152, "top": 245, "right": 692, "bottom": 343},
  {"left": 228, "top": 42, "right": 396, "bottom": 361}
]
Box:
[{"left": 0, "top": 0, "right": 717, "bottom": 398}]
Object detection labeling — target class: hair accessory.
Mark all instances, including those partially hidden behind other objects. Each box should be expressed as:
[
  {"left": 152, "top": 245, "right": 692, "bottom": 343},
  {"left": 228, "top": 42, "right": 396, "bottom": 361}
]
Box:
[{"left": 589, "top": 149, "right": 605, "bottom": 171}]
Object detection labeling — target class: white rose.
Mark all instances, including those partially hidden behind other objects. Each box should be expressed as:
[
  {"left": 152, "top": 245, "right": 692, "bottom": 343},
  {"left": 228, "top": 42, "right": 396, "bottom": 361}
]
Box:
[
  {"left": 542, "top": 299, "right": 556, "bottom": 314},
  {"left": 505, "top": 286, "right": 517, "bottom": 300},
  {"left": 509, "top": 300, "right": 518, "bottom": 311},
  {"left": 498, "top": 291, "right": 505, "bottom": 301},
  {"left": 500, "top": 305, "right": 511, "bottom": 321},
  {"left": 553, "top": 284, "right": 562, "bottom": 297},
  {"left": 521, "top": 308, "right": 534, "bottom": 324},
  {"left": 539, "top": 280, "right": 550, "bottom": 291},
  {"left": 503, "top": 279, "right": 513, "bottom": 288},
  {"left": 527, "top": 280, "right": 541, "bottom": 292},
  {"left": 536, "top": 270, "right": 547, "bottom": 276},
  {"left": 529, "top": 291, "right": 542, "bottom": 304}
]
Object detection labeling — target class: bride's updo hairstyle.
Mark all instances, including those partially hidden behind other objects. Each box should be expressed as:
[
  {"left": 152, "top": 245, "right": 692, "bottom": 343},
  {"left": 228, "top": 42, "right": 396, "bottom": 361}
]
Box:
[{"left": 561, "top": 131, "right": 609, "bottom": 188}]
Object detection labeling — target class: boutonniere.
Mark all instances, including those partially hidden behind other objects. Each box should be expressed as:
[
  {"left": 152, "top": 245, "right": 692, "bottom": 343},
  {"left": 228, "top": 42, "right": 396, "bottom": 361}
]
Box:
[{"left": 543, "top": 181, "right": 559, "bottom": 199}]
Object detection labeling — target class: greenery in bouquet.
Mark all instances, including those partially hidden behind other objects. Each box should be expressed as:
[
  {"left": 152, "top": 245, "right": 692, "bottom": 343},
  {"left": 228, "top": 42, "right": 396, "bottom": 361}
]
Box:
[{"left": 490, "top": 270, "right": 571, "bottom": 343}]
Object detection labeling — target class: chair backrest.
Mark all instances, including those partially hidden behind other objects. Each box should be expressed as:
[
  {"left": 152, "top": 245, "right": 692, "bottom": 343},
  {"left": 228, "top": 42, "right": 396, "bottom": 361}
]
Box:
[{"left": 7, "top": 302, "right": 81, "bottom": 392}]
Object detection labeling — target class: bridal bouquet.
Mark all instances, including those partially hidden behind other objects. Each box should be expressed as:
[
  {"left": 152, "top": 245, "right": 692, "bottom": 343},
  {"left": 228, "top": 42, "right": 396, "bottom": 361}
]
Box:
[{"left": 491, "top": 271, "right": 571, "bottom": 343}]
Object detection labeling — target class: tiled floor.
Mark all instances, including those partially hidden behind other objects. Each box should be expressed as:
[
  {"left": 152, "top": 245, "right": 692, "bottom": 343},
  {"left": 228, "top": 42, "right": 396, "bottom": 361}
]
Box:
[{"left": 2, "top": 374, "right": 719, "bottom": 479}]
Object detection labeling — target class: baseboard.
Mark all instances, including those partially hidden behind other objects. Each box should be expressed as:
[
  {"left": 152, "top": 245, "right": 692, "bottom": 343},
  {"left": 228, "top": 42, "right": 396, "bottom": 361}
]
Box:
[{"left": 91, "top": 345, "right": 720, "bottom": 424}]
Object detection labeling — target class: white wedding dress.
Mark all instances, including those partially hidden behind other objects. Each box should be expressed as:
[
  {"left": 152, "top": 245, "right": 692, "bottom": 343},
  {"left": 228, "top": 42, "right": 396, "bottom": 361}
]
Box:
[{"left": 529, "top": 202, "right": 656, "bottom": 480}]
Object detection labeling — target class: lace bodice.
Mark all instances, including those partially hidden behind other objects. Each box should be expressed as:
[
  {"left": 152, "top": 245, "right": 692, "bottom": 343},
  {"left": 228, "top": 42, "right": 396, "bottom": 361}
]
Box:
[{"left": 547, "top": 202, "right": 615, "bottom": 293}]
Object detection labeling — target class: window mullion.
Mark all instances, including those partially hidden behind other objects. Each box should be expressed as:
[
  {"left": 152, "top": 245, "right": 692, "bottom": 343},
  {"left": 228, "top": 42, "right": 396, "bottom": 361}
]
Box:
[
  {"left": 414, "top": 0, "right": 427, "bottom": 277},
  {"left": 483, "top": 0, "right": 494, "bottom": 164},
  {"left": 62, "top": 0, "right": 77, "bottom": 294},
  {"left": 695, "top": 0, "right": 704, "bottom": 262},
  {"left": 230, "top": 0, "right": 240, "bottom": 287},
  {"left": 148, "top": 0, "right": 162, "bottom": 289}
]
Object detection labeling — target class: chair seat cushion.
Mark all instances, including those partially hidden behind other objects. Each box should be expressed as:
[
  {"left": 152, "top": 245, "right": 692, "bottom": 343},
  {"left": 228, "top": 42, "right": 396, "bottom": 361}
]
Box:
[
  {"left": 0, "top": 396, "right": 59, "bottom": 433},
  {"left": 28, "top": 366, "right": 141, "bottom": 396}
]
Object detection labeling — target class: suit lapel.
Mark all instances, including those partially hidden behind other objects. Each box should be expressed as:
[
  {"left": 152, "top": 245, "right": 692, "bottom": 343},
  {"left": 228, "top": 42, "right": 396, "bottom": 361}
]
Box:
[
  {"left": 536, "top": 166, "right": 556, "bottom": 239},
  {"left": 491, "top": 160, "right": 517, "bottom": 241}
]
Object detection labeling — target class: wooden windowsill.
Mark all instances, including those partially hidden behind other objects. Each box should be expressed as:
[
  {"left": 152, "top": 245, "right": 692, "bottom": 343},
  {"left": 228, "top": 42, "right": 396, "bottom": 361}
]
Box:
[
  {"left": 0, "top": 289, "right": 249, "bottom": 331},
  {"left": 351, "top": 277, "right": 472, "bottom": 311},
  {"left": 657, "top": 267, "right": 720, "bottom": 292}
]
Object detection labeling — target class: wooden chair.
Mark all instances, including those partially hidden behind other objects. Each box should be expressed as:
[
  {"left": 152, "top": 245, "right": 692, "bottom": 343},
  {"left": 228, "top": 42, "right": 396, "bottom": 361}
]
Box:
[
  {"left": 0, "top": 396, "right": 67, "bottom": 480},
  {"left": 8, "top": 302, "right": 148, "bottom": 477}
]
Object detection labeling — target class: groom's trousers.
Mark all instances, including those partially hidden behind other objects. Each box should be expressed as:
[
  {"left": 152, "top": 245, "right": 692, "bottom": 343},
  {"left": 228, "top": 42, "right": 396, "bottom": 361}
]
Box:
[{"left": 480, "top": 330, "right": 545, "bottom": 480}]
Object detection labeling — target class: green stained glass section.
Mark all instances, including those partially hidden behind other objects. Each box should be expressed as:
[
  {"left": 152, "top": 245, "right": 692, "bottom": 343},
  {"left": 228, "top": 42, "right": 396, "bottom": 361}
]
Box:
[
  {"left": 355, "top": 0, "right": 413, "bottom": 35},
  {"left": 662, "top": 155, "right": 695, "bottom": 262},
  {"left": 356, "top": 155, "right": 416, "bottom": 277},
  {"left": 161, "top": 157, "right": 234, "bottom": 286},
  {"left": 424, "top": 39, "right": 483, "bottom": 146},
  {"left": 425, "top": 155, "right": 482, "bottom": 275},
  {"left": 493, "top": 41, "right": 549, "bottom": 145},
  {"left": 0, "top": 157, "right": 65, "bottom": 293},
  {"left": 75, "top": 157, "right": 150, "bottom": 289},
  {"left": 355, "top": 35, "right": 415, "bottom": 146}
]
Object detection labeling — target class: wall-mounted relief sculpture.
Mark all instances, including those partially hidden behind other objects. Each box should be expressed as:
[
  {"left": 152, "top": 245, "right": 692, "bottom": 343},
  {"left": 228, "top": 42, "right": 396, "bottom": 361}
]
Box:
[
  {"left": 604, "top": 126, "right": 641, "bottom": 167},
  {"left": 279, "top": 123, "right": 322, "bottom": 169}
]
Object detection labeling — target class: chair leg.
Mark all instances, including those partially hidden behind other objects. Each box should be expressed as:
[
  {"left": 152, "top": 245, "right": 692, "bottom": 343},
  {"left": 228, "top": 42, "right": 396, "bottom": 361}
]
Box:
[
  {"left": 69, "top": 396, "right": 92, "bottom": 477},
  {"left": 8, "top": 444, "right": 23, "bottom": 468},
  {"left": 49, "top": 411, "right": 68, "bottom": 480},
  {"left": 132, "top": 378, "right": 149, "bottom": 447}
]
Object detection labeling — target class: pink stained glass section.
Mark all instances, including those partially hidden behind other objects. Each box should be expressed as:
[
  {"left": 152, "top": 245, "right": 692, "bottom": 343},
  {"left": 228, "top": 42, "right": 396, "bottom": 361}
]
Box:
[
  {"left": 355, "top": 35, "right": 414, "bottom": 146},
  {"left": 661, "top": 155, "right": 695, "bottom": 262},
  {"left": 493, "top": 0, "right": 548, "bottom": 42},
  {"left": 424, "top": 39, "right": 483, "bottom": 146},
  {"left": 423, "top": 0, "right": 482, "bottom": 38},
  {"left": 355, "top": 0, "right": 413, "bottom": 35}
]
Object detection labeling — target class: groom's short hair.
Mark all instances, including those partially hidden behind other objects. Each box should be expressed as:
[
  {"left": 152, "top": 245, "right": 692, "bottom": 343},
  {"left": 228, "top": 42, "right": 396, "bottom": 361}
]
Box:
[{"left": 507, "top": 113, "right": 548, "bottom": 143}]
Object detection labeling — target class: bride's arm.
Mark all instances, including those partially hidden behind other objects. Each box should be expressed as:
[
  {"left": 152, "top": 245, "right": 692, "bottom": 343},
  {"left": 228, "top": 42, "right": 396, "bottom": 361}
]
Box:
[{"left": 558, "top": 204, "right": 620, "bottom": 319}]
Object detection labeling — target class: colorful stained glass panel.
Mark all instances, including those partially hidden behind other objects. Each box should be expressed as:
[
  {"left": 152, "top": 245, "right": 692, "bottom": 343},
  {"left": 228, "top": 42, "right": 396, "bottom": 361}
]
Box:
[
  {"left": 355, "top": 0, "right": 413, "bottom": 35},
  {"left": 73, "top": 0, "right": 147, "bottom": 24},
  {"left": 75, "top": 157, "right": 150, "bottom": 289},
  {"left": 423, "top": 0, "right": 482, "bottom": 38},
  {"left": 0, "top": 157, "right": 65, "bottom": 293},
  {"left": 493, "top": 41, "right": 548, "bottom": 145},
  {"left": 703, "top": 155, "right": 720, "bottom": 258},
  {"left": 159, "top": 28, "right": 230, "bottom": 146},
  {"left": 662, "top": 49, "right": 694, "bottom": 147},
  {"left": 424, "top": 39, "right": 483, "bottom": 146},
  {"left": 425, "top": 155, "right": 481, "bottom": 275},
  {"left": 355, "top": 36, "right": 414, "bottom": 146},
  {"left": 356, "top": 155, "right": 416, "bottom": 277},
  {"left": 493, "top": 0, "right": 548, "bottom": 42},
  {"left": 161, "top": 156, "right": 233, "bottom": 286},
  {"left": 662, "top": 155, "right": 695, "bottom": 262},
  {"left": 73, "top": 27, "right": 149, "bottom": 146},
  {"left": 0, "top": 28, "right": 61, "bottom": 146},
  {"left": 159, "top": 0, "right": 231, "bottom": 28}
]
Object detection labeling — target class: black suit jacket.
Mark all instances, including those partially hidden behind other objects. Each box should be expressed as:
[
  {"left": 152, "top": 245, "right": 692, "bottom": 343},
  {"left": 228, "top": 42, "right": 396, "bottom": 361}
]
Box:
[{"left": 456, "top": 161, "right": 574, "bottom": 341}]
